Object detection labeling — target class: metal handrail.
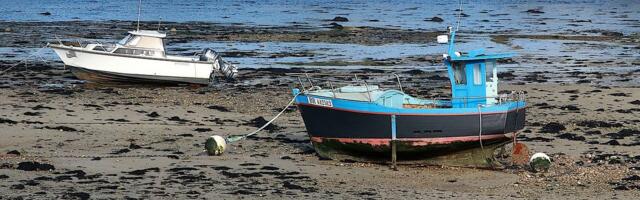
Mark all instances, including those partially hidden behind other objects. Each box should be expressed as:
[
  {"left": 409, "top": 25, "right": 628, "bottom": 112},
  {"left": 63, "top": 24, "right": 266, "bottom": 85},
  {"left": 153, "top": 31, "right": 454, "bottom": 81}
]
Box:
[{"left": 291, "top": 73, "right": 526, "bottom": 105}]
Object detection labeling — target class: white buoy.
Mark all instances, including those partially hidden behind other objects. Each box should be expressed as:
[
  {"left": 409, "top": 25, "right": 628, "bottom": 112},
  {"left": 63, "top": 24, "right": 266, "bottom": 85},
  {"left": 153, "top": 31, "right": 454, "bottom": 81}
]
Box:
[
  {"left": 529, "top": 152, "right": 551, "bottom": 172},
  {"left": 205, "top": 135, "right": 226, "bottom": 156}
]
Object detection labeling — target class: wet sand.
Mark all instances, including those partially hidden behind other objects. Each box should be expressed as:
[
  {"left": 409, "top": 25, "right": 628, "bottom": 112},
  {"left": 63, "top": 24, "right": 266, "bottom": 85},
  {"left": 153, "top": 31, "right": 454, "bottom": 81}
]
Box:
[{"left": 0, "top": 19, "right": 639, "bottom": 199}]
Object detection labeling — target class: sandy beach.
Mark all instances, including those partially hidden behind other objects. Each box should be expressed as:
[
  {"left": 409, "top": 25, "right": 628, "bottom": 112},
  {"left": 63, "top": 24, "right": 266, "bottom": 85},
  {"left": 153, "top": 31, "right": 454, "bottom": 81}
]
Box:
[
  {"left": 1, "top": 1, "right": 640, "bottom": 199},
  {"left": 1, "top": 66, "right": 639, "bottom": 199}
]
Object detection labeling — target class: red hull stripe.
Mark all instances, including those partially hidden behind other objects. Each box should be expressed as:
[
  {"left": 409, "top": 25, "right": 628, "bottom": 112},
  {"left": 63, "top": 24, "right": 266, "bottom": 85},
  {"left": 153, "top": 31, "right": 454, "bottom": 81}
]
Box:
[
  {"left": 311, "top": 134, "right": 508, "bottom": 146},
  {"left": 297, "top": 103, "right": 524, "bottom": 116}
]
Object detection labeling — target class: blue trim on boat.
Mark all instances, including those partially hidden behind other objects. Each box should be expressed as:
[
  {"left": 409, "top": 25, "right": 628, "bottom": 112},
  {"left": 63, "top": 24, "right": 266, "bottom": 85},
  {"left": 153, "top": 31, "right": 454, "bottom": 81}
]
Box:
[{"left": 296, "top": 94, "right": 526, "bottom": 115}]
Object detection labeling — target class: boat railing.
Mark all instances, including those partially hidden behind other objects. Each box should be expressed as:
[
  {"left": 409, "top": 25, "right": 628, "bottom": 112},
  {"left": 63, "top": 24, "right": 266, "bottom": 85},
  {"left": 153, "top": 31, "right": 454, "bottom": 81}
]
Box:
[
  {"left": 52, "top": 35, "right": 113, "bottom": 52},
  {"left": 289, "top": 73, "right": 525, "bottom": 106},
  {"left": 289, "top": 73, "right": 404, "bottom": 102}
]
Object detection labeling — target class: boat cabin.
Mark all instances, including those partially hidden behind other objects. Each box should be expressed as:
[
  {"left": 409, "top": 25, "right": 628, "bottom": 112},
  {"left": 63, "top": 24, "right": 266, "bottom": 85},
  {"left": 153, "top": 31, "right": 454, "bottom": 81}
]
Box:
[
  {"left": 112, "top": 30, "right": 166, "bottom": 57},
  {"left": 444, "top": 50, "right": 513, "bottom": 108}
]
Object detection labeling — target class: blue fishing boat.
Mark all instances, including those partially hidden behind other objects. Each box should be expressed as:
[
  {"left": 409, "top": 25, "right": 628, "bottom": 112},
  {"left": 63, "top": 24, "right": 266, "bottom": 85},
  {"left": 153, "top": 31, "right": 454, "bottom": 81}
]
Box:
[{"left": 291, "top": 28, "right": 526, "bottom": 167}]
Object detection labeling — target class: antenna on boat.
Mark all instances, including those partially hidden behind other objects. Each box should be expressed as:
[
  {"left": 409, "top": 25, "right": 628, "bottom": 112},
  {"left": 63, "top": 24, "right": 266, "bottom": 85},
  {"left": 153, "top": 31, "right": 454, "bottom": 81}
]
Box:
[
  {"left": 455, "top": 0, "right": 464, "bottom": 31},
  {"left": 136, "top": 0, "right": 142, "bottom": 31},
  {"left": 157, "top": 17, "right": 162, "bottom": 31}
]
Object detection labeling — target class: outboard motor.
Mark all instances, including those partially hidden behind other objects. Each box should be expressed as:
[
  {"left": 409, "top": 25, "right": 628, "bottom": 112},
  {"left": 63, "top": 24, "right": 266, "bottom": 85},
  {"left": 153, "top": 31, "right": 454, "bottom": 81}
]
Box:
[{"left": 200, "top": 48, "right": 238, "bottom": 84}]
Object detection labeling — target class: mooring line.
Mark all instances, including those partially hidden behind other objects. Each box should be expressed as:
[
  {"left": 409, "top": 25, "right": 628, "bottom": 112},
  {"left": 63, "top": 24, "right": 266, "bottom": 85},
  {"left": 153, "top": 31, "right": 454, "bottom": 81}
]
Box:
[
  {"left": 226, "top": 93, "right": 299, "bottom": 143},
  {"left": 0, "top": 45, "right": 49, "bottom": 75}
]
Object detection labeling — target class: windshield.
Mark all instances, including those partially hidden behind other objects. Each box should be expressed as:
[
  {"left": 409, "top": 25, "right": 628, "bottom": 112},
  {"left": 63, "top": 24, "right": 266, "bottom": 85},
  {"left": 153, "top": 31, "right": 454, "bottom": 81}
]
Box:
[{"left": 117, "top": 34, "right": 132, "bottom": 45}]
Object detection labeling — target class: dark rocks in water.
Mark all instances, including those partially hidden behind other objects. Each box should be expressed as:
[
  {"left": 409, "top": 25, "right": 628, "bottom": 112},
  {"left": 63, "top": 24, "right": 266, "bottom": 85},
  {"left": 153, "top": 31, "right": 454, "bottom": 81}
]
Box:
[
  {"left": 576, "top": 120, "right": 622, "bottom": 128},
  {"left": 167, "top": 155, "right": 180, "bottom": 159},
  {"left": 167, "top": 167, "right": 198, "bottom": 172},
  {"left": 0, "top": 118, "right": 18, "bottom": 124},
  {"left": 584, "top": 130, "right": 602, "bottom": 135},
  {"left": 43, "top": 126, "right": 78, "bottom": 132},
  {"left": 10, "top": 184, "right": 25, "bottom": 189},
  {"left": 560, "top": 89, "right": 580, "bottom": 94},
  {"left": 571, "top": 19, "right": 592, "bottom": 23},
  {"left": 63, "top": 192, "right": 90, "bottom": 200},
  {"left": 497, "top": 72, "right": 516, "bottom": 80},
  {"left": 106, "top": 118, "right": 130, "bottom": 122},
  {"left": 281, "top": 156, "right": 294, "bottom": 160},
  {"left": 64, "top": 170, "right": 87, "bottom": 179},
  {"left": 328, "top": 22, "right": 343, "bottom": 29},
  {"left": 424, "top": 16, "right": 444, "bottom": 22},
  {"left": 629, "top": 100, "right": 640, "bottom": 105},
  {"left": 609, "top": 129, "right": 640, "bottom": 139},
  {"left": 560, "top": 105, "right": 579, "bottom": 111},
  {"left": 239, "top": 163, "right": 260, "bottom": 166},
  {"left": 520, "top": 136, "right": 554, "bottom": 142},
  {"left": 220, "top": 171, "right": 240, "bottom": 178},
  {"left": 556, "top": 133, "right": 585, "bottom": 141},
  {"left": 39, "top": 12, "right": 52, "bottom": 16},
  {"left": 146, "top": 111, "right": 160, "bottom": 118},
  {"left": 534, "top": 103, "right": 555, "bottom": 109},
  {"left": 128, "top": 143, "right": 142, "bottom": 149},
  {"left": 261, "top": 166, "right": 279, "bottom": 170},
  {"left": 211, "top": 166, "right": 231, "bottom": 171},
  {"left": 110, "top": 148, "right": 130, "bottom": 155},
  {"left": 427, "top": 75, "right": 449, "bottom": 81},
  {"left": 126, "top": 167, "right": 160, "bottom": 176},
  {"left": 604, "top": 140, "right": 621, "bottom": 145},
  {"left": 32, "top": 105, "right": 54, "bottom": 110},
  {"left": 601, "top": 31, "right": 623, "bottom": 37},
  {"left": 540, "top": 122, "right": 565, "bottom": 133},
  {"left": 609, "top": 92, "right": 629, "bottom": 97},
  {"left": 167, "top": 116, "right": 189, "bottom": 123},
  {"left": 244, "top": 116, "right": 281, "bottom": 133},
  {"left": 82, "top": 104, "right": 104, "bottom": 109},
  {"left": 525, "top": 9, "right": 544, "bottom": 14},
  {"left": 17, "top": 161, "right": 55, "bottom": 171},
  {"left": 330, "top": 16, "right": 349, "bottom": 22},
  {"left": 228, "top": 190, "right": 256, "bottom": 195},
  {"left": 282, "top": 181, "right": 305, "bottom": 190},
  {"left": 7, "top": 150, "right": 20, "bottom": 156},
  {"left": 0, "top": 174, "right": 8, "bottom": 179},
  {"left": 177, "top": 133, "right": 193, "bottom": 137},
  {"left": 206, "top": 105, "right": 230, "bottom": 112},
  {"left": 194, "top": 128, "right": 212, "bottom": 132},
  {"left": 576, "top": 79, "right": 591, "bottom": 84},
  {"left": 403, "top": 69, "right": 425, "bottom": 75}
]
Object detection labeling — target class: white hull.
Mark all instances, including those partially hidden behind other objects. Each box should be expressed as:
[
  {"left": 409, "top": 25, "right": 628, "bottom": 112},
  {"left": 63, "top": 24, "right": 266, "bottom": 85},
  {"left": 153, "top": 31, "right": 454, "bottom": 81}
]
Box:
[{"left": 50, "top": 45, "right": 215, "bottom": 84}]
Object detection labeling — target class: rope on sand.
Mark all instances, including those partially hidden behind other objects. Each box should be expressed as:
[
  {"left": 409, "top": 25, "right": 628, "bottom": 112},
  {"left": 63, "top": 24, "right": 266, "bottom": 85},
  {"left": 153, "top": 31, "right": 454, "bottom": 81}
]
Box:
[
  {"left": 205, "top": 93, "right": 300, "bottom": 156},
  {"left": 227, "top": 93, "right": 299, "bottom": 143},
  {"left": 0, "top": 45, "right": 50, "bottom": 75}
]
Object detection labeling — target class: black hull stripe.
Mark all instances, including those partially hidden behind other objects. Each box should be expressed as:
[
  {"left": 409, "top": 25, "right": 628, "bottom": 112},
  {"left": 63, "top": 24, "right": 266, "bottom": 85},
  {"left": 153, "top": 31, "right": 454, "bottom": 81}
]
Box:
[{"left": 298, "top": 104, "right": 525, "bottom": 139}]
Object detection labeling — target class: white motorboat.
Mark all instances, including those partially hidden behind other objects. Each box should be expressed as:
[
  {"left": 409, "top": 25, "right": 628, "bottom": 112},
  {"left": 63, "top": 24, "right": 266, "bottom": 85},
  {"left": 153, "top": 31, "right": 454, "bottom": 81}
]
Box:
[{"left": 48, "top": 30, "right": 238, "bottom": 85}]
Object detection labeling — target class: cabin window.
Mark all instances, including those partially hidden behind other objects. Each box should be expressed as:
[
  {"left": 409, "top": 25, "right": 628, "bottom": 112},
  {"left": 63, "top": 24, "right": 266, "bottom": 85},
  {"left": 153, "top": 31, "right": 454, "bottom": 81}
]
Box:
[
  {"left": 485, "top": 61, "right": 495, "bottom": 82},
  {"left": 92, "top": 46, "right": 107, "bottom": 51},
  {"left": 113, "top": 48, "right": 149, "bottom": 56},
  {"left": 473, "top": 64, "right": 482, "bottom": 85},
  {"left": 452, "top": 62, "right": 466, "bottom": 85}
]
